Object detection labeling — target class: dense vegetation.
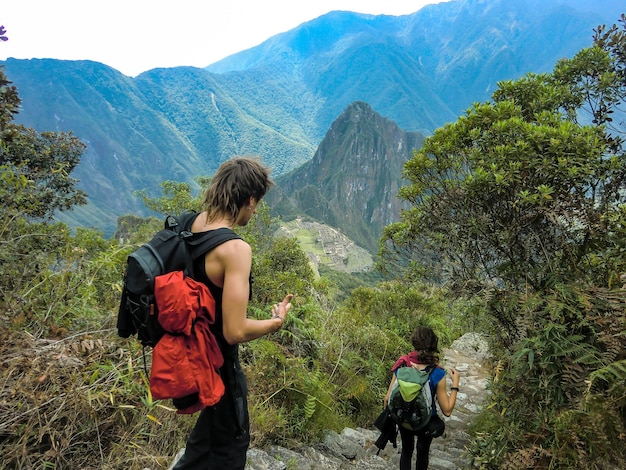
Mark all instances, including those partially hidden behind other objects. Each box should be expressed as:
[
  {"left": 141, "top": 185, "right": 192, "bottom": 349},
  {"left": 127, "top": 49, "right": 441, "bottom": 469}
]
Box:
[
  {"left": 2, "top": 14, "right": 626, "bottom": 470},
  {"left": 382, "top": 15, "right": 626, "bottom": 469},
  {"left": 0, "top": 69, "right": 462, "bottom": 468}
]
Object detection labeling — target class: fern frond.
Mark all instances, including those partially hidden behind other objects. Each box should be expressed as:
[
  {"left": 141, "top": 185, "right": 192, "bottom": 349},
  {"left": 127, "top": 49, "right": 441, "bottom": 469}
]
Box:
[
  {"left": 584, "top": 359, "right": 626, "bottom": 403},
  {"left": 304, "top": 394, "right": 317, "bottom": 420},
  {"left": 588, "top": 360, "right": 626, "bottom": 385}
]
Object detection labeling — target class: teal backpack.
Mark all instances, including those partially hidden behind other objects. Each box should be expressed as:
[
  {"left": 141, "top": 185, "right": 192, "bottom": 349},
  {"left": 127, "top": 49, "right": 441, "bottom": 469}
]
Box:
[{"left": 387, "top": 365, "right": 436, "bottom": 431}]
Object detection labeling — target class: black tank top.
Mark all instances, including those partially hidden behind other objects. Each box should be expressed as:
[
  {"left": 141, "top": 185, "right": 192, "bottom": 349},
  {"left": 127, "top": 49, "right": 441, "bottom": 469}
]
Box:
[{"left": 188, "top": 224, "right": 250, "bottom": 363}]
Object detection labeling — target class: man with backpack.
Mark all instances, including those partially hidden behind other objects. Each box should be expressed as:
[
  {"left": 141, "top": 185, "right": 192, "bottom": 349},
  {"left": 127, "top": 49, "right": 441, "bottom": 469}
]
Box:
[
  {"left": 384, "top": 327, "right": 460, "bottom": 470},
  {"left": 169, "top": 156, "right": 292, "bottom": 469}
]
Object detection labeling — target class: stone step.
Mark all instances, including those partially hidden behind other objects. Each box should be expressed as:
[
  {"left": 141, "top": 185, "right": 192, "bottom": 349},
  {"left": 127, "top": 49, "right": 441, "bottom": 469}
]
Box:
[{"left": 164, "top": 334, "right": 492, "bottom": 470}]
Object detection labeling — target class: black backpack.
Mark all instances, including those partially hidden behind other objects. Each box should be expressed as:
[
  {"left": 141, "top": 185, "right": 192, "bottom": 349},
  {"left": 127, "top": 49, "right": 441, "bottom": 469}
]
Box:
[{"left": 117, "top": 212, "right": 240, "bottom": 347}]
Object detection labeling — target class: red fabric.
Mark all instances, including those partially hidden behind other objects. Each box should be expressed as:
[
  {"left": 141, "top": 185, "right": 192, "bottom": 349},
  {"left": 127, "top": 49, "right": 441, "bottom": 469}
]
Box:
[
  {"left": 391, "top": 351, "right": 421, "bottom": 372},
  {"left": 150, "top": 271, "right": 225, "bottom": 414}
]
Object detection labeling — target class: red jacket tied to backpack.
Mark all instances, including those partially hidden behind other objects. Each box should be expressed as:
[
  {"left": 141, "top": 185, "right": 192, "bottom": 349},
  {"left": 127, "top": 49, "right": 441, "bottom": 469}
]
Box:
[{"left": 149, "top": 270, "right": 225, "bottom": 414}]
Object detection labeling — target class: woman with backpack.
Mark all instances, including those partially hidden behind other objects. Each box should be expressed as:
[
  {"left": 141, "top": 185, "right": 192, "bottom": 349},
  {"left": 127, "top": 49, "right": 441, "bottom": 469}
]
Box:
[{"left": 384, "top": 326, "right": 461, "bottom": 470}]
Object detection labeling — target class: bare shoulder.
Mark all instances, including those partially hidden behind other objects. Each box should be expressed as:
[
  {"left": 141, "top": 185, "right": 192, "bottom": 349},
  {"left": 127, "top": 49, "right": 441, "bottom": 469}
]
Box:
[
  {"left": 204, "top": 237, "right": 250, "bottom": 285},
  {"left": 212, "top": 237, "right": 251, "bottom": 262},
  {"left": 218, "top": 237, "right": 250, "bottom": 252}
]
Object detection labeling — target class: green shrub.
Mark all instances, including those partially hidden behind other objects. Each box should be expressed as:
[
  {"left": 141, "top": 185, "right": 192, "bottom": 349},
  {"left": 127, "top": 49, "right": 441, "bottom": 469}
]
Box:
[{"left": 468, "top": 285, "right": 626, "bottom": 469}]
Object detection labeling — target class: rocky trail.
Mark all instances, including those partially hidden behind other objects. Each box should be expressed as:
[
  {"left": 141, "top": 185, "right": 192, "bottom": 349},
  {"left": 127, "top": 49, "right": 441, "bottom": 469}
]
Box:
[{"left": 240, "top": 333, "right": 492, "bottom": 470}]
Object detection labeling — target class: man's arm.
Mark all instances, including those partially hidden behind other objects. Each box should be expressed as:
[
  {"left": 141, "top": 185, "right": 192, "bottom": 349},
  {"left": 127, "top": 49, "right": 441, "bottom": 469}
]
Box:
[{"left": 219, "top": 239, "right": 290, "bottom": 344}]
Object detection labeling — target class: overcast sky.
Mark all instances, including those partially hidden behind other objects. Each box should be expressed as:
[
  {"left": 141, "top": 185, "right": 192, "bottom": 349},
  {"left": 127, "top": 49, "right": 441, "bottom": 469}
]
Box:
[{"left": 0, "top": 0, "right": 446, "bottom": 77}]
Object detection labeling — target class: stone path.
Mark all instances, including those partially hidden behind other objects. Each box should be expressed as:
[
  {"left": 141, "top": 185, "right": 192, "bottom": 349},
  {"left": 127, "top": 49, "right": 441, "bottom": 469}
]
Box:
[
  {"left": 407, "top": 334, "right": 491, "bottom": 469},
  {"left": 243, "top": 333, "right": 492, "bottom": 470},
  {"left": 366, "top": 333, "right": 491, "bottom": 469}
]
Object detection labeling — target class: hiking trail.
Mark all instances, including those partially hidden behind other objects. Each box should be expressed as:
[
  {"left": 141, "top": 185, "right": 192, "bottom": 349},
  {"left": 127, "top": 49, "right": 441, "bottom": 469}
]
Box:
[{"left": 241, "top": 333, "right": 491, "bottom": 470}]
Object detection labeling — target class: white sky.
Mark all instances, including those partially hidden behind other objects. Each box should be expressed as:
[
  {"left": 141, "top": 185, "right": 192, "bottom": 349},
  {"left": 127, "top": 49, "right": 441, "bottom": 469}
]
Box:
[{"left": 0, "top": 0, "right": 445, "bottom": 77}]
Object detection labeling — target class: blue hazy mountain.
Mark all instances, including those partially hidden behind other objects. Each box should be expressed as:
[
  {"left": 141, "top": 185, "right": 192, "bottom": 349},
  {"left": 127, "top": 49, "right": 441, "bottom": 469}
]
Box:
[{"left": 1, "top": 0, "right": 622, "bottom": 239}]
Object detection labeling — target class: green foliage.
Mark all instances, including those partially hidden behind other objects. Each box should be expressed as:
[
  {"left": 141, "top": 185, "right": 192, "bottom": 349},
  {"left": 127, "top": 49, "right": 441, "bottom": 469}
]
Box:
[
  {"left": 252, "top": 236, "right": 315, "bottom": 305},
  {"left": 0, "top": 218, "right": 69, "bottom": 298},
  {"left": 245, "top": 338, "right": 351, "bottom": 447},
  {"left": 318, "top": 265, "right": 384, "bottom": 303},
  {"left": 585, "top": 359, "right": 626, "bottom": 396},
  {"left": 380, "top": 17, "right": 626, "bottom": 469},
  {"left": 0, "top": 68, "right": 20, "bottom": 132},
  {"left": 2, "top": 225, "right": 122, "bottom": 334},
  {"left": 135, "top": 180, "right": 202, "bottom": 216},
  {"left": 468, "top": 285, "right": 626, "bottom": 469},
  {"left": 343, "top": 280, "right": 461, "bottom": 344},
  {"left": 113, "top": 213, "right": 162, "bottom": 244},
  {"left": 553, "top": 17, "right": 626, "bottom": 155},
  {"left": 383, "top": 17, "right": 626, "bottom": 293},
  {"left": 1, "top": 69, "right": 87, "bottom": 219},
  {"left": 1, "top": 128, "right": 87, "bottom": 218},
  {"left": 384, "top": 77, "right": 620, "bottom": 292}
]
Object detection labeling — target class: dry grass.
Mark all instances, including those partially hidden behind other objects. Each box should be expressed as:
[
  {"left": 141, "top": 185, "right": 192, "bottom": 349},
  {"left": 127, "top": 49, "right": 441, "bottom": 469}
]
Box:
[{"left": 0, "top": 325, "right": 196, "bottom": 469}]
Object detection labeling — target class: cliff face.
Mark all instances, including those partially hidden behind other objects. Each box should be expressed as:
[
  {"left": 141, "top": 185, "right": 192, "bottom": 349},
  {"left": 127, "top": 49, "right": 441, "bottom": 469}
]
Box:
[{"left": 272, "top": 102, "right": 425, "bottom": 253}]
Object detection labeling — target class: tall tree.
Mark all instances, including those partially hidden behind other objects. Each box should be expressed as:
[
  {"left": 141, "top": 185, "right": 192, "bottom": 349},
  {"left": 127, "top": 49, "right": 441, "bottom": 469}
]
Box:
[
  {"left": 0, "top": 69, "right": 87, "bottom": 219},
  {"left": 0, "top": 67, "right": 88, "bottom": 299},
  {"left": 381, "top": 15, "right": 626, "bottom": 294}
]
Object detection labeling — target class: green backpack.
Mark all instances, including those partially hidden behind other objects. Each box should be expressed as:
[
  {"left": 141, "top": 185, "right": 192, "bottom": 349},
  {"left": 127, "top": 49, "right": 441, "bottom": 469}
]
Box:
[{"left": 387, "top": 366, "right": 435, "bottom": 431}]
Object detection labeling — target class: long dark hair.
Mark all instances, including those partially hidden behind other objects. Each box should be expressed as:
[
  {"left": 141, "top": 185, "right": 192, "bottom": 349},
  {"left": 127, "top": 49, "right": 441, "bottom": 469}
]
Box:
[{"left": 411, "top": 326, "right": 440, "bottom": 366}]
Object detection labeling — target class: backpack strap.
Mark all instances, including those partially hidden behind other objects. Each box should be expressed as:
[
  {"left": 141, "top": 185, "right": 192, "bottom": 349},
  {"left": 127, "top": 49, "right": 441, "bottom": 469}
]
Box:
[
  {"left": 172, "top": 212, "right": 241, "bottom": 260},
  {"left": 168, "top": 213, "right": 242, "bottom": 279},
  {"left": 184, "top": 227, "right": 242, "bottom": 279},
  {"left": 186, "top": 227, "right": 242, "bottom": 259},
  {"left": 175, "top": 211, "right": 201, "bottom": 232},
  {"left": 429, "top": 366, "right": 446, "bottom": 413}
]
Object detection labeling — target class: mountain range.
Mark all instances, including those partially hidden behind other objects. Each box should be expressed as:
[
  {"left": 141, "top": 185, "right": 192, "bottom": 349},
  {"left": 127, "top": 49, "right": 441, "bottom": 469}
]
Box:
[{"left": 1, "top": 0, "right": 623, "bottom": 250}]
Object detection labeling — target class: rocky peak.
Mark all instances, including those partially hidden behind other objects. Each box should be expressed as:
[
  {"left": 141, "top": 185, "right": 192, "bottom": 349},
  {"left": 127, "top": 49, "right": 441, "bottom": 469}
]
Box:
[{"left": 273, "top": 101, "right": 425, "bottom": 253}]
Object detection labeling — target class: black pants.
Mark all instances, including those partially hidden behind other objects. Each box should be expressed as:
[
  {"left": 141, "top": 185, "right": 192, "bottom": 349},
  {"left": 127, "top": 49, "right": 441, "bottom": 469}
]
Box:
[
  {"left": 398, "top": 414, "right": 445, "bottom": 470},
  {"left": 173, "top": 362, "right": 250, "bottom": 470}
]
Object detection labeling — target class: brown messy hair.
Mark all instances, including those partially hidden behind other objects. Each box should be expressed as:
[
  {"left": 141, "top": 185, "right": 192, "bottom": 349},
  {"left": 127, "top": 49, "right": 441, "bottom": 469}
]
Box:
[
  {"left": 411, "top": 326, "right": 440, "bottom": 366},
  {"left": 202, "top": 156, "right": 274, "bottom": 223}
]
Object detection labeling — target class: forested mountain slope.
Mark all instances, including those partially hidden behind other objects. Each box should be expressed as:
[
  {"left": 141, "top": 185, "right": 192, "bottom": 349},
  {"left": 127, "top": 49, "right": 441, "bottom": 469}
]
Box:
[{"left": 1, "top": 0, "right": 621, "bottom": 235}]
